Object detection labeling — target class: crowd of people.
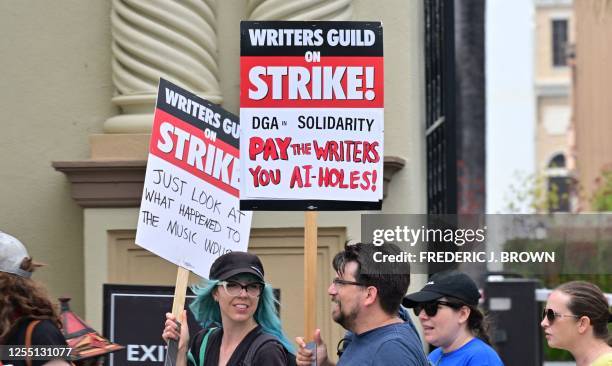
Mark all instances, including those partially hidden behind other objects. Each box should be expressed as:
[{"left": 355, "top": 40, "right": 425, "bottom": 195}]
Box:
[{"left": 1, "top": 230, "right": 611, "bottom": 366}]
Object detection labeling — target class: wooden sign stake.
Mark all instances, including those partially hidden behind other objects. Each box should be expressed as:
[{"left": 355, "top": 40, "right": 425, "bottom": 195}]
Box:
[
  {"left": 304, "top": 211, "right": 318, "bottom": 341},
  {"left": 164, "top": 266, "right": 190, "bottom": 366}
]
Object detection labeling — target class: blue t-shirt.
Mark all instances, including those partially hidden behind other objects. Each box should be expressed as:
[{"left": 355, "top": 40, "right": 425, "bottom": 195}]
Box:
[
  {"left": 338, "top": 308, "right": 429, "bottom": 366},
  {"left": 428, "top": 337, "right": 504, "bottom": 366}
]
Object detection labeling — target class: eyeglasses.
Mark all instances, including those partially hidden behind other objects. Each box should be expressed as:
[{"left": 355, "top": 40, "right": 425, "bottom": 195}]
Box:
[
  {"left": 413, "top": 301, "right": 463, "bottom": 317},
  {"left": 331, "top": 278, "right": 369, "bottom": 288},
  {"left": 218, "top": 281, "right": 264, "bottom": 297},
  {"left": 542, "top": 308, "right": 580, "bottom": 324}
]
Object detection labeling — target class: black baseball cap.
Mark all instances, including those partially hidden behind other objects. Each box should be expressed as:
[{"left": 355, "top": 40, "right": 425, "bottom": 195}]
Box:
[
  {"left": 209, "top": 251, "right": 265, "bottom": 282},
  {"left": 402, "top": 270, "right": 480, "bottom": 307}
]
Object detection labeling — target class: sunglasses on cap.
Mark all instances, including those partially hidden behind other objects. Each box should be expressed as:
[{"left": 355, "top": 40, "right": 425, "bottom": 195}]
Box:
[
  {"left": 542, "top": 308, "right": 580, "bottom": 324},
  {"left": 413, "top": 300, "right": 464, "bottom": 317}
]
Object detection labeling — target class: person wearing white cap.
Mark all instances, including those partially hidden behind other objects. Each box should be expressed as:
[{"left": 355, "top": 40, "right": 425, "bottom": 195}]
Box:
[{"left": 0, "top": 231, "right": 71, "bottom": 366}]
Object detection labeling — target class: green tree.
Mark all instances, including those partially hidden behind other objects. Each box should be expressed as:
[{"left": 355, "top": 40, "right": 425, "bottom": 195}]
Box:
[
  {"left": 503, "top": 172, "right": 568, "bottom": 213},
  {"left": 591, "top": 165, "right": 612, "bottom": 212}
]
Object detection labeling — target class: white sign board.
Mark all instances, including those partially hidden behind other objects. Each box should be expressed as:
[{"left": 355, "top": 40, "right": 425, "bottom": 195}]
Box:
[
  {"left": 240, "top": 21, "right": 384, "bottom": 210},
  {"left": 136, "top": 79, "right": 252, "bottom": 279}
]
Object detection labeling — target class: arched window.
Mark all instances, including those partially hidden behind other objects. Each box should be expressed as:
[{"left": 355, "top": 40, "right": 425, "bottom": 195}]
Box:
[
  {"left": 548, "top": 153, "right": 566, "bottom": 168},
  {"left": 546, "top": 153, "right": 570, "bottom": 212}
]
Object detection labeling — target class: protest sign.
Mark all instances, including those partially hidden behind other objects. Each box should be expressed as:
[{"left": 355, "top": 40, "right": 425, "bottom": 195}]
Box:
[
  {"left": 240, "top": 21, "right": 384, "bottom": 210},
  {"left": 136, "top": 78, "right": 252, "bottom": 279}
]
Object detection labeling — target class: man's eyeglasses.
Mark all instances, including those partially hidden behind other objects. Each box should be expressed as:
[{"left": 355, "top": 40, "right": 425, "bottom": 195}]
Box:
[
  {"left": 218, "top": 280, "right": 264, "bottom": 297},
  {"left": 331, "top": 278, "right": 369, "bottom": 288},
  {"left": 413, "top": 300, "right": 463, "bottom": 317},
  {"left": 542, "top": 308, "right": 580, "bottom": 324}
]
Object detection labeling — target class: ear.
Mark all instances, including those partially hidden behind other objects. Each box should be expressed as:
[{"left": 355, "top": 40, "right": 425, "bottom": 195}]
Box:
[
  {"left": 363, "top": 286, "right": 379, "bottom": 307},
  {"left": 212, "top": 287, "right": 219, "bottom": 302},
  {"left": 576, "top": 316, "right": 591, "bottom": 335},
  {"left": 457, "top": 306, "right": 471, "bottom": 325}
]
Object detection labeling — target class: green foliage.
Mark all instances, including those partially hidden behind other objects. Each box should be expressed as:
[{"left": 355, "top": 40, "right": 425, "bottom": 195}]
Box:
[
  {"left": 503, "top": 238, "right": 612, "bottom": 279},
  {"left": 503, "top": 172, "right": 569, "bottom": 213},
  {"left": 592, "top": 166, "right": 612, "bottom": 212}
]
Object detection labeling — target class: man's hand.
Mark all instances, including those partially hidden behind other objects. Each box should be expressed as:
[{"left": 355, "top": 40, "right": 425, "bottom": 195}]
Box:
[{"left": 295, "top": 328, "right": 334, "bottom": 366}]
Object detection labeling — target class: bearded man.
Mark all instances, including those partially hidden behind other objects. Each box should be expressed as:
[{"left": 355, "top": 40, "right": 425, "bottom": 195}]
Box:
[{"left": 296, "top": 242, "right": 429, "bottom": 366}]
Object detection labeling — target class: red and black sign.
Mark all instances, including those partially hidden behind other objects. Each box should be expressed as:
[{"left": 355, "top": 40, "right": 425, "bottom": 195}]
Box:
[{"left": 240, "top": 21, "right": 385, "bottom": 211}]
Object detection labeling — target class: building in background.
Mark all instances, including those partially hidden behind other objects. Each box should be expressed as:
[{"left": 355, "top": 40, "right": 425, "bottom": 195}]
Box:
[
  {"left": 570, "top": 0, "right": 612, "bottom": 211},
  {"left": 534, "top": 0, "right": 575, "bottom": 212}
]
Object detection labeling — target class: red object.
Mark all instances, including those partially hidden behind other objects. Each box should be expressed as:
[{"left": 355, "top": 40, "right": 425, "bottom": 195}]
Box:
[{"left": 59, "top": 297, "right": 124, "bottom": 360}]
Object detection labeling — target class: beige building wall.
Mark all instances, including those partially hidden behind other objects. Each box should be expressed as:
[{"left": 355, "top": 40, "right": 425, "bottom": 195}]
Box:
[
  {"left": 534, "top": 3, "right": 575, "bottom": 82},
  {"left": 0, "top": 1, "right": 115, "bottom": 315},
  {"left": 534, "top": 0, "right": 574, "bottom": 210},
  {"left": 573, "top": 0, "right": 612, "bottom": 209},
  {"left": 535, "top": 97, "right": 571, "bottom": 171},
  {"left": 2, "top": 0, "right": 427, "bottom": 353}
]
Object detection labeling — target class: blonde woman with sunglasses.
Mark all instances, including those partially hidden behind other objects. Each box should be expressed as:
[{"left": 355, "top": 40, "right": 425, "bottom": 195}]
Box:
[{"left": 541, "top": 281, "right": 612, "bottom": 366}]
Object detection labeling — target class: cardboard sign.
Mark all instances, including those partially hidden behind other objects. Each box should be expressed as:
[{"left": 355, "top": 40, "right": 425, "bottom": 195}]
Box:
[
  {"left": 240, "top": 21, "right": 384, "bottom": 211},
  {"left": 136, "top": 79, "right": 252, "bottom": 279}
]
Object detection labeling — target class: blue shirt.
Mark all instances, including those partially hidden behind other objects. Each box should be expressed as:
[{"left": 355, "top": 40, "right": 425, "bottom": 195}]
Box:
[
  {"left": 428, "top": 337, "right": 504, "bottom": 366},
  {"left": 338, "top": 307, "right": 429, "bottom": 366}
]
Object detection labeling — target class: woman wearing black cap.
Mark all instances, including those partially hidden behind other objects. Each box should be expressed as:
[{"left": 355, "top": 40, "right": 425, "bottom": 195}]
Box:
[
  {"left": 541, "top": 281, "right": 612, "bottom": 366},
  {"left": 403, "top": 270, "right": 503, "bottom": 366},
  {"left": 162, "top": 251, "right": 294, "bottom": 366}
]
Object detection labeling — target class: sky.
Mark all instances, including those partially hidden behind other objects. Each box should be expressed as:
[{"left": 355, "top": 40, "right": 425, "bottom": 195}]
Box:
[{"left": 486, "top": 0, "right": 536, "bottom": 213}]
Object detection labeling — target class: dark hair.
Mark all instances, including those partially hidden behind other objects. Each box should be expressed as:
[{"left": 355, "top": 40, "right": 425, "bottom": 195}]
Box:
[
  {"left": 0, "top": 257, "right": 61, "bottom": 342},
  {"left": 556, "top": 281, "right": 611, "bottom": 343},
  {"left": 466, "top": 304, "right": 492, "bottom": 345},
  {"left": 442, "top": 297, "right": 493, "bottom": 345},
  {"left": 332, "top": 242, "right": 410, "bottom": 315}
]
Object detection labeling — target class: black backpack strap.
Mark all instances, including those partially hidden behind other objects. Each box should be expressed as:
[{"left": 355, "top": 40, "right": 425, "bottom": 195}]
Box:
[
  {"left": 187, "top": 326, "right": 219, "bottom": 366},
  {"left": 242, "top": 332, "right": 282, "bottom": 366}
]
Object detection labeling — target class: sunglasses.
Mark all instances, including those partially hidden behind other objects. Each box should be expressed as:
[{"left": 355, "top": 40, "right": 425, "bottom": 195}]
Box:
[
  {"left": 413, "top": 300, "right": 463, "bottom": 317},
  {"left": 542, "top": 308, "right": 580, "bottom": 324}
]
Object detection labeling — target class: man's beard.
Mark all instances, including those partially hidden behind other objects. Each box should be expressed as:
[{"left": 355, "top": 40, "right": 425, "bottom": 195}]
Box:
[{"left": 332, "top": 299, "right": 359, "bottom": 330}]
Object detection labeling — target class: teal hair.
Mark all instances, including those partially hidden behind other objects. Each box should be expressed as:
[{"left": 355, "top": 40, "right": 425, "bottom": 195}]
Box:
[{"left": 189, "top": 279, "right": 295, "bottom": 354}]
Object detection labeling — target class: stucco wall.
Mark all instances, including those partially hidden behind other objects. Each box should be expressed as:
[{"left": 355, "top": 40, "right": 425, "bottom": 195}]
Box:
[
  {"left": 536, "top": 96, "right": 571, "bottom": 171},
  {"left": 535, "top": 5, "right": 574, "bottom": 82},
  {"left": 574, "top": 0, "right": 612, "bottom": 206},
  {"left": 0, "top": 0, "right": 115, "bottom": 314}
]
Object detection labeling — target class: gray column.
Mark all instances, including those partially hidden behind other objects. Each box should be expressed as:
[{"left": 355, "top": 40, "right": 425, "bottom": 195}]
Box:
[{"left": 247, "top": 0, "right": 353, "bottom": 20}]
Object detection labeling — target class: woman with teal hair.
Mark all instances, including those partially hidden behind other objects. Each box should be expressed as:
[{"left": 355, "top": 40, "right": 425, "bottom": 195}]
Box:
[{"left": 162, "top": 251, "right": 294, "bottom": 366}]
